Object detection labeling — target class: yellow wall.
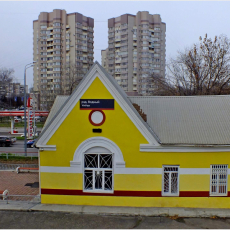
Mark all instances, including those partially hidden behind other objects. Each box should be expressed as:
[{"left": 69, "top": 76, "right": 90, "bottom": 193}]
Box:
[
  {"left": 40, "top": 77, "right": 148, "bottom": 168},
  {"left": 40, "top": 76, "right": 230, "bottom": 208},
  {"left": 41, "top": 195, "right": 230, "bottom": 209}
]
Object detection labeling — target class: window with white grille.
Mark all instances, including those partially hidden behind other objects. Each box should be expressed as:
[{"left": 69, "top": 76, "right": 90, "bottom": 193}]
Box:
[
  {"left": 84, "top": 154, "right": 113, "bottom": 193},
  {"left": 210, "top": 165, "right": 228, "bottom": 196},
  {"left": 162, "top": 166, "right": 179, "bottom": 196}
]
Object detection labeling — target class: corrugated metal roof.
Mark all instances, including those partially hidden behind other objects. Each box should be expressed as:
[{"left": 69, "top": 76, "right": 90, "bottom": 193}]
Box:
[
  {"left": 129, "top": 95, "right": 230, "bottom": 145},
  {"left": 43, "top": 95, "right": 69, "bottom": 129}
]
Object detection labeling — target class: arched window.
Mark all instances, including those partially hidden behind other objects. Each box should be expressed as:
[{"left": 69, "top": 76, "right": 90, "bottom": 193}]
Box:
[{"left": 71, "top": 137, "right": 126, "bottom": 193}]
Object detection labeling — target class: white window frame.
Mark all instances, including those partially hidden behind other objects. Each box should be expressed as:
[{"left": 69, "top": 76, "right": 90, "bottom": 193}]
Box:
[
  {"left": 162, "top": 165, "right": 180, "bottom": 197},
  {"left": 83, "top": 153, "right": 114, "bottom": 193},
  {"left": 210, "top": 164, "right": 228, "bottom": 196}
]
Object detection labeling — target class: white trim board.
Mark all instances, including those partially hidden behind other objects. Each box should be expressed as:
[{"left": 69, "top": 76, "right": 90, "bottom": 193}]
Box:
[
  {"left": 140, "top": 145, "right": 230, "bottom": 152},
  {"left": 40, "top": 167, "right": 213, "bottom": 175}
]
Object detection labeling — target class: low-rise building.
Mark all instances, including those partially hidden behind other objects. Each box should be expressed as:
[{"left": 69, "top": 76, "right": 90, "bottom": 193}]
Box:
[{"left": 36, "top": 62, "right": 230, "bottom": 209}]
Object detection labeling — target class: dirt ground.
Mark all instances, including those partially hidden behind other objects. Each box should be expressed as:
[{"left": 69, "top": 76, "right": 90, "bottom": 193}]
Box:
[{"left": 1, "top": 211, "right": 230, "bottom": 229}]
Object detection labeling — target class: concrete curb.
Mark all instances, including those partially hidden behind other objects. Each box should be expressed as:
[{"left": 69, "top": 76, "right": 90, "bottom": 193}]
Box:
[{"left": 1, "top": 201, "right": 230, "bottom": 217}]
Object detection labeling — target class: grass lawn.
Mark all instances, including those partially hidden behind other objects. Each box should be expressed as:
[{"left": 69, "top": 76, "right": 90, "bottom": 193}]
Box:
[
  {"left": 0, "top": 122, "right": 44, "bottom": 128},
  {"left": 0, "top": 153, "right": 38, "bottom": 164}
]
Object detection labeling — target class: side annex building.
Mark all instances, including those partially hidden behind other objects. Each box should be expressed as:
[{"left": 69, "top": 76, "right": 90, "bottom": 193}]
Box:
[{"left": 36, "top": 62, "right": 230, "bottom": 208}]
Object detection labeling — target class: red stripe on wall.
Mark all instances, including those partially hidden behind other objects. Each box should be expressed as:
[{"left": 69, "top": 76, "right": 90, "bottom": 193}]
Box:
[
  {"left": 80, "top": 108, "right": 114, "bottom": 110},
  {"left": 180, "top": 191, "right": 209, "bottom": 197},
  {"left": 41, "top": 189, "right": 228, "bottom": 197},
  {"left": 41, "top": 189, "right": 161, "bottom": 197}
]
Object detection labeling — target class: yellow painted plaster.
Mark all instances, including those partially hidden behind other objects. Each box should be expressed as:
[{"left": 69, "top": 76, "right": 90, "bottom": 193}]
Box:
[
  {"left": 114, "top": 174, "right": 162, "bottom": 191},
  {"left": 40, "top": 77, "right": 148, "bottom": 167},
  {"left": 40, "top": 173, "right": 82, "bottom": 190},
  {"left": 41, "top": 195, "right": 230, "bottom": 209},
  {"left": 180, "top": 175, "right": 210, "bottom": 191}
]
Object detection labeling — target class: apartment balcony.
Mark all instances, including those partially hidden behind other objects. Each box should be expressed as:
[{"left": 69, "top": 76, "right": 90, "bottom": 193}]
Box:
[
  {"left": 47, "top": 38, "right": 53, "bottom": 41},
  {"left": 88, "top": 27, "right": 94, "bottom": 32},
  {"left": 115, "top": 43, "right": 121, "bottom": 48},
  {"left": 115, "top": 59, "right": 121, "bottom": 64},
  {"left": 115, "top": 37, "right": 121, "bottom": 41},
  {"left": 120, "top": 30, "right": 128, "bottom": 35},
  {"left": 121, "top": 41, "right": 128, "bottom": 46},
  {"left": 121, "top": 69, "right": 128, "bottom": 73},
  {"left": 66, "top": 25, "right": 70, "bottom": 29},
  {"left": 121, "top": 36, "right": 128, "bottom": 41},
  {"left": 82, "top": 26, "right": 88, "bottom": 31},
  {"left": 121, "top": 64, "right": 128, "bottom": 69},
  {"left": 115, "top": 71, "right": 121, "bottom": 74},
  {"left": 120, "top": 52, "right": 128, "bottom": 57}
]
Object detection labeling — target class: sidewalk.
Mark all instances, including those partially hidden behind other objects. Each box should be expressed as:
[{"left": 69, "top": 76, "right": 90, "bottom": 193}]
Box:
[{"left": 1, "top": 200, "right": 230, "bottom": 218}]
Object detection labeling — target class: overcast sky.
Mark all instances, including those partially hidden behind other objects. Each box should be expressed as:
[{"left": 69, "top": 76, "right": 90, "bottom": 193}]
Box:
[{"left": 0, "top": 1, "right": 229, "bottom": 88}]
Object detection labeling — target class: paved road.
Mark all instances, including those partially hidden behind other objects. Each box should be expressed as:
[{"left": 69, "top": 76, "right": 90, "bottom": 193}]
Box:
[
  {"left": 0, "top": 211, "right": 230, "bottom": 229},
  {"left": 0, "top": 140, "right": 38, "bottom": 156}
]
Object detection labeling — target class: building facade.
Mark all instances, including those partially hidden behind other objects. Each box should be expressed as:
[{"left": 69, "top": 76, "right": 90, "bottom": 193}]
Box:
[
  {"left": 103, "top": 11, "right": 166, "bottom": 95},
  {"left": 101, "top": 48, "right": 108, "bottom": 70},
  {"left": 33, "top": 9, "right": 94, "bottom": 110},
  {"left": 36, "top": 62, "right": 230, "bottom": 209}
]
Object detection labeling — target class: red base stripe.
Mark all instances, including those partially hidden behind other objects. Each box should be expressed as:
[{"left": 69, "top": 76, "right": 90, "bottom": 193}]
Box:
[
  {"left": 80, "top": 108, "right": 114, "bottom": 110},
  {"left": 41, "top": 189, "right": 228, "bottom": 197}
]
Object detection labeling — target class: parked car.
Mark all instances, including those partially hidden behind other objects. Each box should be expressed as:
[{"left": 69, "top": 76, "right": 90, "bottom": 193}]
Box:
[
  {"left": 0, "top": 136, "right": 13, "bottom": 147},
  {"left": 27, "top": 139, "right": 37, "bottom": 148}
]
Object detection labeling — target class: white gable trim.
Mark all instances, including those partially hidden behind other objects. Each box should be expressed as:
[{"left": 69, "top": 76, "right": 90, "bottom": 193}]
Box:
[
  {"left": 36, "top": 64, "right": 159, "bottom": 149},
  {"left": 70, "top": 137, "right": 125, "bottom": 168}
]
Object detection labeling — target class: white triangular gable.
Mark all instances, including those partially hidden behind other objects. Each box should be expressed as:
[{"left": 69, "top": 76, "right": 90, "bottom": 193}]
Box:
[{"left": 36, "top": 62, "right": 160, "bottom": 150}]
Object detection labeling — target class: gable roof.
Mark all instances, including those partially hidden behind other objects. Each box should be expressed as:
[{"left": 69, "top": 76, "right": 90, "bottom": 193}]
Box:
[
  {"left": 43, "top": 95, "right": 69, "bottom": 128},
  {"left": 129, "top": 95, "right": 230, "bottom": 145},
  {"left": 36, "top": 61, "right": 159, "bottom": 150}
]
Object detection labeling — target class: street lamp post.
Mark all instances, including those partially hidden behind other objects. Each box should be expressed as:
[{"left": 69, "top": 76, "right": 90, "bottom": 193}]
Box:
[{"left": 24, "top": 62, "right": 36, "bottom": 156}]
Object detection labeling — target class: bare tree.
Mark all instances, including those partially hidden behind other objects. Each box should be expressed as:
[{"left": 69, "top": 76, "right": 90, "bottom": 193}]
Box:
[
  {"left": 40, "top": 62, "right": 84, "bottom": 110},
  {"left": 150, "top": 34, "right": 230, "bottom": 96},
  {"left": 60, "top": 62, "right": 84, "bottom": 95},
  {"left": 0, "top": 68, "right": 14, "bottom": 108}
]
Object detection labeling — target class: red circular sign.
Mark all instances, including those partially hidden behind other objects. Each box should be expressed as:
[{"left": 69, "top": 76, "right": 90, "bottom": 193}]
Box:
[{"left": 89, "top": 110, "right": 106, "bottom": 126}]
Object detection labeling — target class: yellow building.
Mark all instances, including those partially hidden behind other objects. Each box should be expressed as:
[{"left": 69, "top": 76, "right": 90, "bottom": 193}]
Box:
[{"left": 36, "top": 62, "right": 230, "bottom": 209}]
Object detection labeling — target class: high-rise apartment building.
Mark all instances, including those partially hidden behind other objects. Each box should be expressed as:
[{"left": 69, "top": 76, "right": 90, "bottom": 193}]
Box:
[
  {"left": 102, "top": 11, "right": 166, "bottom": 95},
  {"left": 33, "top": 9, "right": 94, "bottom": 110},
  {"left": 101, "top": 48, "right": 108, "bottom": 70}
]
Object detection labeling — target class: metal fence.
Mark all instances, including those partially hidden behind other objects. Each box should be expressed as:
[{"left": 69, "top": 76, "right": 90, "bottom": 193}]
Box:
[{"left": 0, "top": 161, "right": 40, "bottom": 203}]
